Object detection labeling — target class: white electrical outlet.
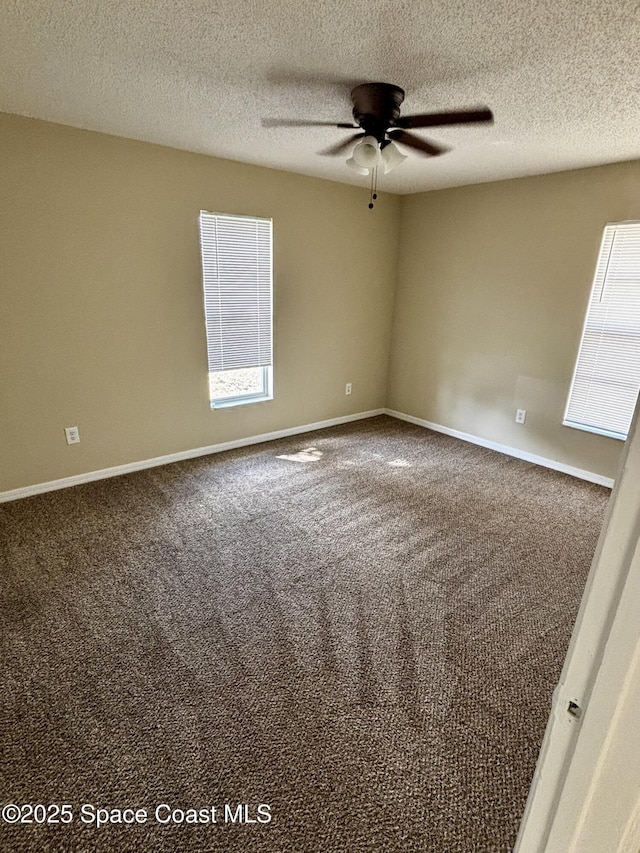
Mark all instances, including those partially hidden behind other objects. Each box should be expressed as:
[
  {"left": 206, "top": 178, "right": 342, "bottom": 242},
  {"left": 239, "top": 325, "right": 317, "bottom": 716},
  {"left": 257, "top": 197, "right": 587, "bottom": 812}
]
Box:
[
  {"left": 65, "top": 426, "right": 80, "bottom": 445},
  {"left": 345, "top": 383, "right": 352, "bottom": 396},
  {"left": 515, "top": 409, "right": 527, "bottom": 425}
]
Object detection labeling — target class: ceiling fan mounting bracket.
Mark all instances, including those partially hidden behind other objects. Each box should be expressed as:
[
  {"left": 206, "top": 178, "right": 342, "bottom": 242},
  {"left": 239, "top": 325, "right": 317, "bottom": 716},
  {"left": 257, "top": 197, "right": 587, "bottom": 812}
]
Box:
[{"left": 350, "top": 83, "right": 405, "bottom": 141}]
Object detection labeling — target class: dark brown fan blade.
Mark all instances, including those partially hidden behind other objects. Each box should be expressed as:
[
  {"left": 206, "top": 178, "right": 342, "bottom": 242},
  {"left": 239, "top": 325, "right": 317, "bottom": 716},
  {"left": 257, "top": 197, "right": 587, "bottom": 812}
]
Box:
[
  {"left": 318, "top": 133, "right": 365, "bottom": 156},
  {"left": 388, "top": 130, "right": 448, "bottom": 156},
  {"left": 262, "top": 118, "right": 357, "bottom": 128},
  {"left": 396, "top": 107, "right": 493, "bottom": 129}
]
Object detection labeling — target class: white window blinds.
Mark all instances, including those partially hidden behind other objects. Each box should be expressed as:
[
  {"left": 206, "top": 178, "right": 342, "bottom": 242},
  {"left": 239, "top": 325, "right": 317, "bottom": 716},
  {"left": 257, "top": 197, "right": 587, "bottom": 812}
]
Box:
[
  {"left": 199, "top": 212, "right": 273, "bottom": 372},
  {"left": 564, "top": 222, "right": 640, "bottom": 440}
]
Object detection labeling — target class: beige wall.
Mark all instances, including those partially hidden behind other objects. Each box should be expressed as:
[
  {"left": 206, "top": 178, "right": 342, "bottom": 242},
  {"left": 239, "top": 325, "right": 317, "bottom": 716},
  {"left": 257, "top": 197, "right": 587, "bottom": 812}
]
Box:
[
  {"left": 2, "top": 112, "right": 638, "bottom": 493},
  {"left": 0, "top": 114, "right": 400, "bottom": 491},
  {"left": 388, "top": 163, "right": 640, "bottom": 480}
]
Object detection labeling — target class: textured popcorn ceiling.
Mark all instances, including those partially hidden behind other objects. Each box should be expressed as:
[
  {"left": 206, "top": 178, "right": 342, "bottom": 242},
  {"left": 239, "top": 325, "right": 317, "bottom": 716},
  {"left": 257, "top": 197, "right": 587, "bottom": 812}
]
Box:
[{"left": 1, "top": 0, "right": 639, "bottom": 194}]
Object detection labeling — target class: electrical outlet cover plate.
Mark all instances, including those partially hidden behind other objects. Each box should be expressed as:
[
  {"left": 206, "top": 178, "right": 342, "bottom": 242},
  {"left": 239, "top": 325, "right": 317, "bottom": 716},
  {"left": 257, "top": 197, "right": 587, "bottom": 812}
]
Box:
[
  {"left": 65, "top": 426, "right": 80, "bottom": 445},
  {"left": 516, "top": 409, "right": 526, "bottom": 424},
  {"left": 345, "top": 383, "right": 352, "bottom": 395}
]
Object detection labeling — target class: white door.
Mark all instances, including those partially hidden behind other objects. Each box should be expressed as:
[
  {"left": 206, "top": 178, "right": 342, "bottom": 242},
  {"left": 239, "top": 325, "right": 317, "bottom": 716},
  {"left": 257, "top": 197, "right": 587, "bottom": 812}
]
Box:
[{"left": 515, "top": 400, "right": 640, "bottom": 852}]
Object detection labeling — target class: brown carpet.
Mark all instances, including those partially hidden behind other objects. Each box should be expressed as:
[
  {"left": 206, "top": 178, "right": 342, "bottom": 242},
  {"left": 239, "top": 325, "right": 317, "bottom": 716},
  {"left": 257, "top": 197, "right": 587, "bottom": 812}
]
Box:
[{"left": 0, "top": 415, "right": 609, "bottom": 852}]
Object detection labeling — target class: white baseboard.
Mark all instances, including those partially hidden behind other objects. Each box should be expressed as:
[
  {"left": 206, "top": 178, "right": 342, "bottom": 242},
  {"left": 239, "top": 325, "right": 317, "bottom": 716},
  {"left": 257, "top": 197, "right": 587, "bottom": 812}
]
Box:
[
  {"left": 384, "top": 409, "right": 615, "bottom": 488},
  {"left": 2, "top": 407, "right": 613, "bottom": 503},
  {"left": 0, "top": 409, "right": 385, "bottom": 503}
]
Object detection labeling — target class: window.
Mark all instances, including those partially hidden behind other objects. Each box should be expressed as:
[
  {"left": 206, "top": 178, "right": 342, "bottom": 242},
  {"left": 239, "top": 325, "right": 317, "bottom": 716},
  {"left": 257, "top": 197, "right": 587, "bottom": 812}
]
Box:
[
  {"left": 199, "top": 211, "right": 273, "bottom": 408},
  {"left": 564, "top": 222, "right": 640, "bottom": 440}
]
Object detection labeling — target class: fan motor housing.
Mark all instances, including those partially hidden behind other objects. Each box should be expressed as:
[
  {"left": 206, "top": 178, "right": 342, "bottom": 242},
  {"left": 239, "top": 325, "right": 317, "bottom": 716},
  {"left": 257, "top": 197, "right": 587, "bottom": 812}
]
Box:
[{"left": 351, "top": 83, "right": 405, "bottom": 141}]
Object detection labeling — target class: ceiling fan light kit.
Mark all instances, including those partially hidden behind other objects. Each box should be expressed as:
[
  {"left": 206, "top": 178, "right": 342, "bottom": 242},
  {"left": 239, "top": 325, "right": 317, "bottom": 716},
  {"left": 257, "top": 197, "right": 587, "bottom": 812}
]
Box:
[{"left": 351, "top": 135, "right": 407, "bottom": 177}]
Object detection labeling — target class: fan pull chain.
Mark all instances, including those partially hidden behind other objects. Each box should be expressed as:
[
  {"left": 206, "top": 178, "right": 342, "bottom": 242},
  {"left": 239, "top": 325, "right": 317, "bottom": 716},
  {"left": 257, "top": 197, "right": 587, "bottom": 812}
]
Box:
[{"left": 368, "top": 166, "right": 378, "bottom": 209}]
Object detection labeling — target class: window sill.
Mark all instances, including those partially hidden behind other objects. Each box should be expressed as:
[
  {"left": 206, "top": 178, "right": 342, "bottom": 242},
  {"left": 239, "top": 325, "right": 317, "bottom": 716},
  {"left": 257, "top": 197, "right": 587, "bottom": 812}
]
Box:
[
  {"left": 211, "top": 394, "right": 273, "bottom": 410},
  {"left": 562, "top": 420, "right": 627, "bottom": 441}
]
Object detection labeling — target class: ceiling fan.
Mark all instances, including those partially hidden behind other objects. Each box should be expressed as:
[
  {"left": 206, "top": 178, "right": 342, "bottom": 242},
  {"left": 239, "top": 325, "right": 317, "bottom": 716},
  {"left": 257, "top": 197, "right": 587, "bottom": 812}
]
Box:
[{"left": 264, "top": 81, "right": 494, "bottom": 175}]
